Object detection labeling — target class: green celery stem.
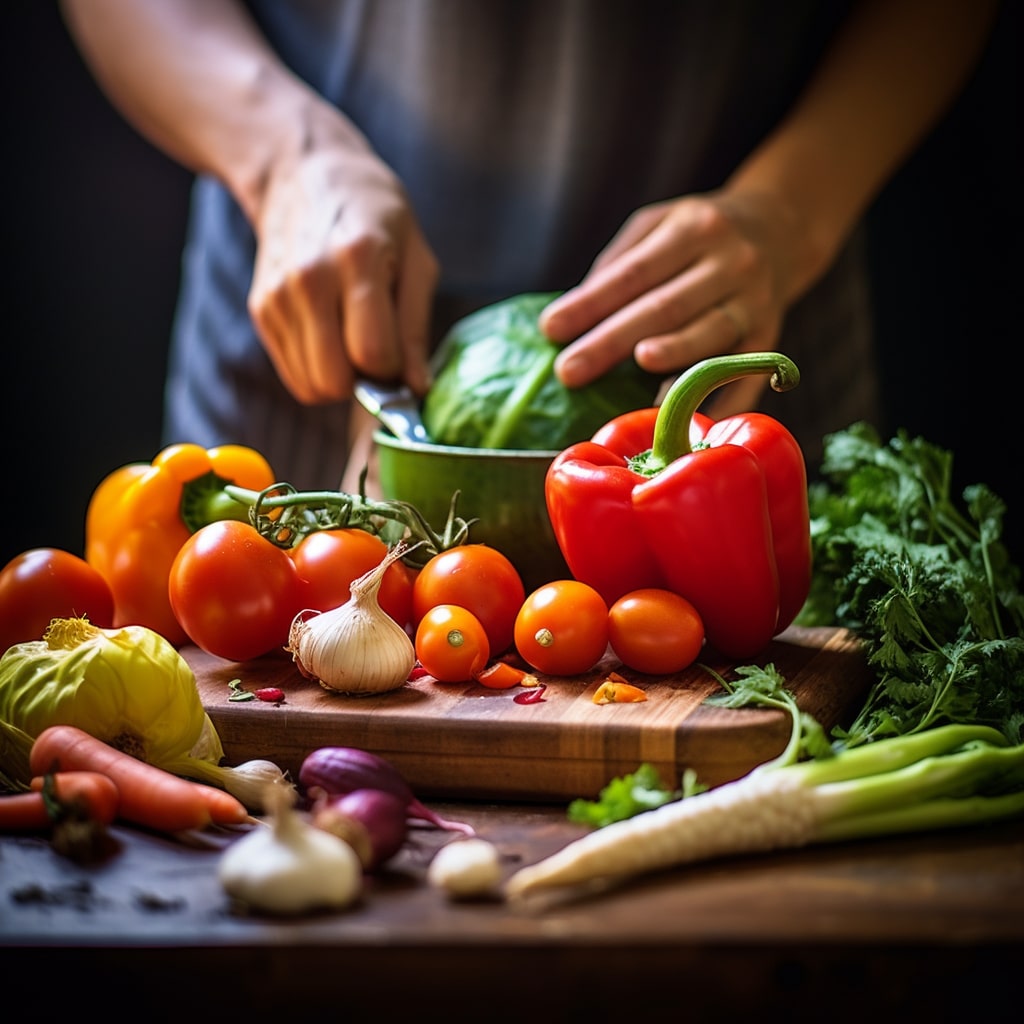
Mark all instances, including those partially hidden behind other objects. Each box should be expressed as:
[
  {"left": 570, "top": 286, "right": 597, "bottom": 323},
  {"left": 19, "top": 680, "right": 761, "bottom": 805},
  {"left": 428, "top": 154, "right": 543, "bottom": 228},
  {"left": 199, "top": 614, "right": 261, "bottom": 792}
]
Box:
[{"left": 647, "top": 352, "right": 800, "bottom": 472}]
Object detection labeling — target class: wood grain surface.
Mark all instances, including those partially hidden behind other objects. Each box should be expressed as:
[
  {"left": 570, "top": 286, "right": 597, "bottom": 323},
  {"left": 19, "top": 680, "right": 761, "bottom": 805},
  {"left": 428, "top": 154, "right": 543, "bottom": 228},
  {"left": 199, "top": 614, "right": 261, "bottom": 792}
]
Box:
[{"left": 186, "top": 625, "right": 872, "bottom": 800}]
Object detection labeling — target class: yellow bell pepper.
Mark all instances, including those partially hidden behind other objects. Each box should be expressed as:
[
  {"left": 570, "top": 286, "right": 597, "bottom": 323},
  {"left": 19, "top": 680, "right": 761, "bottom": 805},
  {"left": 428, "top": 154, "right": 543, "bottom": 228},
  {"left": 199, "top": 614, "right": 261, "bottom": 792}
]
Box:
[{"left": 85, "top": 443, "right": 275, "bottom": 645}]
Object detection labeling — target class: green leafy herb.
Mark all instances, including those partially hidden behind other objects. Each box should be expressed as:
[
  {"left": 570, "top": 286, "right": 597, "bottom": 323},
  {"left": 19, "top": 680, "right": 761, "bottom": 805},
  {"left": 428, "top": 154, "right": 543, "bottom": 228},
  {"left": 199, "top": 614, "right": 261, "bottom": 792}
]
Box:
[
  {"left": 702, "top": 662, "right": 835, "bottom": 767},
  {"left": 567, "top": 763, "right": 687, "bottom": 827},
  {"left": 795, "top": 422, "right": 1024, "bottom": 747}
]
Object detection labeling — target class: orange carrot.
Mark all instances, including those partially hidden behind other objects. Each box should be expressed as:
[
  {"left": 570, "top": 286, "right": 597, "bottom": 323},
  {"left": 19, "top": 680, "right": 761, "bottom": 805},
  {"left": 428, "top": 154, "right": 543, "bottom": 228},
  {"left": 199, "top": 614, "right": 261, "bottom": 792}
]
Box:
[
  {"left": 32, "top": 771, "right": 120, "bottom": 822},
  {"left": 29, "top": 725, "right": 249, "bottom": 832},
  {"left": 1, "top": 771, "right": 120, "bottom": 832}
]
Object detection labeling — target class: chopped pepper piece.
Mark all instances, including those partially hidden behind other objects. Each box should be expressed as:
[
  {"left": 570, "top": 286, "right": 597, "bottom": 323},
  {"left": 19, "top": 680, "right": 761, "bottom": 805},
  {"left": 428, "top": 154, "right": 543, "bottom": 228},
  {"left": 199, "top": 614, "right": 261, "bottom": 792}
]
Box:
[
  {"left": 593, "top": 674, "right": 648, "bottom": 704},
  {"left": 474, "top": 661, "right": 540, "bottom": 690}
]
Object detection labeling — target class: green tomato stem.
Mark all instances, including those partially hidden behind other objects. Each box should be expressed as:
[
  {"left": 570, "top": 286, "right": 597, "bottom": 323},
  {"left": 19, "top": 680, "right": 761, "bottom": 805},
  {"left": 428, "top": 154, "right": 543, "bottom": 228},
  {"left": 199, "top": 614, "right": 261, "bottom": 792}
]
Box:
[{"left": 222, "top": 483, "right": 475, "bottom": 567}]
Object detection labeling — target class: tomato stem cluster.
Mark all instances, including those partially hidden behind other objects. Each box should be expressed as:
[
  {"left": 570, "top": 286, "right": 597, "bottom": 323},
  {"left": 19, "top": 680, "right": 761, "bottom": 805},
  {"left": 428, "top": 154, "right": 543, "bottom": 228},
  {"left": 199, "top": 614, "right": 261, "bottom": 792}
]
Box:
[{"left": 223, "top": 479, "right": 476, "bottom": 569}]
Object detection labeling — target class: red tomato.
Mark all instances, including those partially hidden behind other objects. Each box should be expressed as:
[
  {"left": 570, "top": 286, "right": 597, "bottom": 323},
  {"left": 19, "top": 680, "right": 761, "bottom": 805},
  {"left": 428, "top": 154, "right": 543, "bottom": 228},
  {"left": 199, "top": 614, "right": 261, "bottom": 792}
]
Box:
[
  {"left": 608, "top": 588, "right": 705, "bottom": 675},
  {"left": 168, "top": 520, "right": 302, "bottom": 662},
  {"left": 0, "top": 548, "right": 115, "bottom": 653},
  {"left": 514, "top": 580, "right": 609, "bottom": 676},
  {"left": 289, "top": 529, "right": 415, "bottom": 629},
  {"left": 412, "top": 545, "right": 525, "bottom": 654},
  {"left": 415, "top": 604, "right": 490, "bottom": 683}
]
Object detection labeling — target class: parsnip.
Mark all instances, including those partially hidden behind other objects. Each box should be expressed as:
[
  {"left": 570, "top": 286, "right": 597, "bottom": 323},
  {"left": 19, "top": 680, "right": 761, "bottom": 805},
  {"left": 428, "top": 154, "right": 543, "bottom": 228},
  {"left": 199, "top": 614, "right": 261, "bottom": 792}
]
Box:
[{"left": 505, "top": 724, "right": 1024, "bottom": 900}]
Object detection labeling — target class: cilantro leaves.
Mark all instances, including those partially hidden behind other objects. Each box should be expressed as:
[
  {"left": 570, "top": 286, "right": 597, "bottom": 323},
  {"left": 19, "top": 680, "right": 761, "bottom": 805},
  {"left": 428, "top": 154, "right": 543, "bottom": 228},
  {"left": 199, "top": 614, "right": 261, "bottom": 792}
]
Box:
[{"left": 796, "top": 422, "right": 1024, "bottom": 748}]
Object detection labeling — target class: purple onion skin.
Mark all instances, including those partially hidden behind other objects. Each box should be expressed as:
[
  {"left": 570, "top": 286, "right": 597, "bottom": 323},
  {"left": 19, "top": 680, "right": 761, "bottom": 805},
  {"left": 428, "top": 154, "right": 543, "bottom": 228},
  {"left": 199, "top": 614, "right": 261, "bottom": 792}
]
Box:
[
  {"left": 299, "top": 747, "right": 475, "bottom": 836},
  {"left": 315, "top": 789, "right": 409, "bottom": 871}
]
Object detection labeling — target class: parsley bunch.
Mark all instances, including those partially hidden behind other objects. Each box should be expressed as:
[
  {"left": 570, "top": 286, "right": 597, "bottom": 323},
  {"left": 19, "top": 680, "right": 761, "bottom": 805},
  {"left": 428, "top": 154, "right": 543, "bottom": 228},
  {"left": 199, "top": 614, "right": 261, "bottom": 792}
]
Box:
[{"left": 796, "top": 422, "right": 1024, "bottom": 747}]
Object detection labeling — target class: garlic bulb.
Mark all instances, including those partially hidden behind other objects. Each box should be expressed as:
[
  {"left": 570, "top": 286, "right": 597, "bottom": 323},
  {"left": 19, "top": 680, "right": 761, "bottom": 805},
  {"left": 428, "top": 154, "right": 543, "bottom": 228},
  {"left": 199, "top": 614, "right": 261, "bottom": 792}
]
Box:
[
  {"left": 218, "top": 782, "right": 362, "bottom": 916},
  {"left": 286, "top": 542, "right": 416, "bottom": 695}
]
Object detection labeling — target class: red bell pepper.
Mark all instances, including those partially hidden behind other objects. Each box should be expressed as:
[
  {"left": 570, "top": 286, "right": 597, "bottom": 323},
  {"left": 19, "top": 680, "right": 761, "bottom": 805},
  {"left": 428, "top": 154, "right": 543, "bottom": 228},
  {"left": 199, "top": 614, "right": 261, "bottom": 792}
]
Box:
[{"left": 545, "top": 352, "right": 812, "bottom": 660}]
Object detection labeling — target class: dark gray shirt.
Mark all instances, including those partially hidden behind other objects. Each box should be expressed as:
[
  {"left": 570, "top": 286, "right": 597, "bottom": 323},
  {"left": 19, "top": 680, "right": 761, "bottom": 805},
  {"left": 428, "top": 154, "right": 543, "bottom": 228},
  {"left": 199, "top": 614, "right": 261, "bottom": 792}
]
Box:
[{"left": 165, "top": 0, "right": 878, "bottom": 487}]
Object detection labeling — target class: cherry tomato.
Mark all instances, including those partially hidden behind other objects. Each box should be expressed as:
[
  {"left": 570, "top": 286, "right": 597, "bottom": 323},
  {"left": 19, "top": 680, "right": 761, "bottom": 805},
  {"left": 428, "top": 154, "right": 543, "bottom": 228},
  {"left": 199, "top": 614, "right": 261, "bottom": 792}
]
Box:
[
  {"left": 168, "top": 520, "right": 302, "bottom": 662},
  {"left": 514, "top": 580, "right": 609, "bottom": 676},
  {"left": 608, "top": 588, "right": 705, "bottom": 675},
  {"left": 290, "top": 529, "right": 415, "bottom": 629},
  {"left": 0, "top": 548, "right": 115, "bottom": 653},
  {"left": 415, "top": 604, "right": 490, "bottom": 682},
  {"left": 412, "top": 545, "right": 525, "bottom": 654}
]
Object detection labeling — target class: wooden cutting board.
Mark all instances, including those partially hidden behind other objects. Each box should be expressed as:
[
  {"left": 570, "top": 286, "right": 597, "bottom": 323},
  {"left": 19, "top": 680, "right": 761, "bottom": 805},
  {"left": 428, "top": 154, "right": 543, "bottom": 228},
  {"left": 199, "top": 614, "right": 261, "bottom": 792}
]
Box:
[{"left": 185, "top": 625, "right": 872, "bottom": 802}]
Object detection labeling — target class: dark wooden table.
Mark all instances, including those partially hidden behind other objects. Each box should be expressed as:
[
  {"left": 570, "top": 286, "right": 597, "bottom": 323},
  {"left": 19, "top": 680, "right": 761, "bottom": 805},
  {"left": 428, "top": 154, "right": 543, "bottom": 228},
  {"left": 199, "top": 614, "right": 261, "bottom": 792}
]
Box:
[{"left": 2, "top": 799, "right": 1021, "bottom": 1022}]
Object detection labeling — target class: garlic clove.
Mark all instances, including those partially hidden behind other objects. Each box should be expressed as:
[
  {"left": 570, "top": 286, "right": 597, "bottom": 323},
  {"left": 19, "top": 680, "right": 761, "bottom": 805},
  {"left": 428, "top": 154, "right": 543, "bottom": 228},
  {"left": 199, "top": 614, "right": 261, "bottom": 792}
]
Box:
[{"left": 427, "top": 837, "right": 504, "bottom": 899}]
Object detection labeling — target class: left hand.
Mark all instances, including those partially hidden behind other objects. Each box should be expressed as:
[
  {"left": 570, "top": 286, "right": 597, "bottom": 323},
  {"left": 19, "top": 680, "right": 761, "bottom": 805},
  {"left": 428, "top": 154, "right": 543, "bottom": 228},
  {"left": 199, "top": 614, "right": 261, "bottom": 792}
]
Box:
[{"left": 540, "top": 189, "right": 804, "bottom": 418}]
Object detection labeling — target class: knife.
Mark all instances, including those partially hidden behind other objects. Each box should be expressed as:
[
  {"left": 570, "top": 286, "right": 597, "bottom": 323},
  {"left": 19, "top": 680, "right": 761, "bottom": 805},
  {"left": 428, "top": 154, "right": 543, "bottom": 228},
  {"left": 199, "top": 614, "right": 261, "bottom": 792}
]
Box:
[{"left": 353, "top": 380, "right": 431, "bottom": 444}]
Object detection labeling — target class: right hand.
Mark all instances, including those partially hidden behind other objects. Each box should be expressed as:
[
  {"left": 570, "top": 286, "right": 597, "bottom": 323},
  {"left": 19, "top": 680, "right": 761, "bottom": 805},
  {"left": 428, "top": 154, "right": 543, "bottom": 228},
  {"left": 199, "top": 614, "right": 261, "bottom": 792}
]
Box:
[{"left": 248, "top": 122, "right": 438, "bottom": 405}]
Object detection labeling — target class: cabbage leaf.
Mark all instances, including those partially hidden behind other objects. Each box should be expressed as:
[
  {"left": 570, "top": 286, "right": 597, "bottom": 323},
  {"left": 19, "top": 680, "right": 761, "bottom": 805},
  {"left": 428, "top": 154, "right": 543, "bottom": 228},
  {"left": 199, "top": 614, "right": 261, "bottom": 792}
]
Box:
[{"left": 423, "top": 293, "right": 663, "bottom": 450}]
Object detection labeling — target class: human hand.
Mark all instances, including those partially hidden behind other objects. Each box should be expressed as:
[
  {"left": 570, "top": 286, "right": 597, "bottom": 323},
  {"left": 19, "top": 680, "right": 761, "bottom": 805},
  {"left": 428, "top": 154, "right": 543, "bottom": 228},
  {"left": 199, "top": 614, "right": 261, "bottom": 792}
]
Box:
[
  {"left": 248, "top": 132, "right": 438, "bottom": 405},
  {"left": 540, "top": 190, "right": 804, "bottom": 418}
]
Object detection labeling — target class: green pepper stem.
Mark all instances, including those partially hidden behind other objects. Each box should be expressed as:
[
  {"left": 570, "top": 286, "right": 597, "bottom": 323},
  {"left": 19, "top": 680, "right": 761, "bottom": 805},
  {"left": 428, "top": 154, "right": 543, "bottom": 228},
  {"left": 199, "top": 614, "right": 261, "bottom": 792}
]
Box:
[{"left": 642, "top": 352, "right": 800, "bottom": 473}]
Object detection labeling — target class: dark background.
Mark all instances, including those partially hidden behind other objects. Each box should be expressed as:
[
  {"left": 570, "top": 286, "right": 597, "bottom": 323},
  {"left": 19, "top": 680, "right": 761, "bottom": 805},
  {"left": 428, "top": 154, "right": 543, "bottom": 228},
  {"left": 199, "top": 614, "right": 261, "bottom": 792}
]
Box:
[{"left": 2, "top": 3, "right": 1021, "bottom": 570}]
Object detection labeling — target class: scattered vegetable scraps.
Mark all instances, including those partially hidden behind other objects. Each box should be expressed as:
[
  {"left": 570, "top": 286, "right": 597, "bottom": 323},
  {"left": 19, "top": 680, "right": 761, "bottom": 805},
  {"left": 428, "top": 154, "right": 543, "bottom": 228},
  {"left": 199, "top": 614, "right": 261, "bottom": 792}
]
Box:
[
  {"left": 474, "top": 661, "right": 538, "bottom": 691},
  {"left": 227, "top": 679, "right": 285, "bottom": 704},
  {"left": 593, "top": 673, "right": 647, "bottom": 705},
  {"left": 513, "top": 684, "right": 547, "bottom": 705}
]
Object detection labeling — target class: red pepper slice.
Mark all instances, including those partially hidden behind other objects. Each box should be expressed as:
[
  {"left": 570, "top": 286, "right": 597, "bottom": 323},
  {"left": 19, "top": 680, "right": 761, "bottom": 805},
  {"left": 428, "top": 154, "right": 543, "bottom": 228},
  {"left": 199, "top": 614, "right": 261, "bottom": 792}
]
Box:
[{"left": 545, "top": 353, "right": 811, "bottom": 660}]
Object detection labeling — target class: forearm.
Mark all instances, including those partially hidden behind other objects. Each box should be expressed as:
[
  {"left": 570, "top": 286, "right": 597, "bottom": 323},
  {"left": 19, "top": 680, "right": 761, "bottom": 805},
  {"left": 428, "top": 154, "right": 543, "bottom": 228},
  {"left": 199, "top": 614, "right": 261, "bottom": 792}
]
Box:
[
  {"left": 728, "top": 0, "right": 999, "bottom": 300},
  {"left": 59, "top": 0, "right": 368, "bottom": 225}
]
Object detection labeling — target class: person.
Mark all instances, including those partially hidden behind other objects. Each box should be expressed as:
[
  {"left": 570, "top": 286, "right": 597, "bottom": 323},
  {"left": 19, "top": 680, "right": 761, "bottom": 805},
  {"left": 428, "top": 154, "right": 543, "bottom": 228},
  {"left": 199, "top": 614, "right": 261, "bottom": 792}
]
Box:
[{"left": 59, "top": 0, "right": 998, "bottom": 491}]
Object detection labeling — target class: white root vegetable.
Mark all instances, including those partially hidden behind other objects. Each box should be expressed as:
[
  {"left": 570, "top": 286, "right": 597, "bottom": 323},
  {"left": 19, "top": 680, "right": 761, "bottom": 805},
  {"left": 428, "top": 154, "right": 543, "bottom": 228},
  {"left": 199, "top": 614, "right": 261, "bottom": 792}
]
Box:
[
  {"left": 287, "top": 543, "right": 416, "bottom": 695},
  {"left": 218, "top": 782, "right": 362, "bottom": 916},
  {"left": 428, "top": 837, "right": 503, "bottom": 898},
  {"left": 506, "top": 770, "right": 814, "bottom": 899},
  {"left": 505, "top": 723, "right": 1024, "bottom": 901}
]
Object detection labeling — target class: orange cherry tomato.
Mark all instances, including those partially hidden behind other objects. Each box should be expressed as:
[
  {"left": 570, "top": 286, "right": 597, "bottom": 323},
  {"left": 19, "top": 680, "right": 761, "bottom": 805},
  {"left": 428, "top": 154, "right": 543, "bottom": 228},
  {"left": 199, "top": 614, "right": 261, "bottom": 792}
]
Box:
[
  {"left": 412, "top": 545, "right": 525, "bottom": 654},
  {"left": 607, "top": 588, "right": 705, "bottom": 675},
  {"left": 415, "top": 604, "right": 490, "bottom": 683},
  {"left": 514, "top": 580, "right": 609, "bottom": 676}
]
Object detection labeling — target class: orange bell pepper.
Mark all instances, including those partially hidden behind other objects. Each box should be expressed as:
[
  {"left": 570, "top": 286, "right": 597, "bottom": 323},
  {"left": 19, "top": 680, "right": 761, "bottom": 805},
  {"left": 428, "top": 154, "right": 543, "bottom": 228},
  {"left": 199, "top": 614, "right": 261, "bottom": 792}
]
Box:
[{"left": 85, "top": 443, "right": 276, "bottom": 644}]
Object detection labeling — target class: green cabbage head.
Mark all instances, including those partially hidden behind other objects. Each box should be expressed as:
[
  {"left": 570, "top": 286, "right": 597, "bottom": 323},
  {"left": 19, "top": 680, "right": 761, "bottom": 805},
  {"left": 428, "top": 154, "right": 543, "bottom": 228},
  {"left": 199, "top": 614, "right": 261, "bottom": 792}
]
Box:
[{"left": 422, "top": 293, "right": 663, "bottom": 450}]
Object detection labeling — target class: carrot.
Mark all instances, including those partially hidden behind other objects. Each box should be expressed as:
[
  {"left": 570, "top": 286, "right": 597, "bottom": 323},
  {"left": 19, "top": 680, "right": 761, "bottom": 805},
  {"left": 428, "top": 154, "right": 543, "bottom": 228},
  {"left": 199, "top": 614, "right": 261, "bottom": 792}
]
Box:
[
  {"left": 29, "top": 725, "right": 249, "bottom": 832},
  {"left": 1, "top": 771, "right": 120, "bottom": 832},
  {"left": 32, "top": 771, "right": 120, "bottom": 823}
]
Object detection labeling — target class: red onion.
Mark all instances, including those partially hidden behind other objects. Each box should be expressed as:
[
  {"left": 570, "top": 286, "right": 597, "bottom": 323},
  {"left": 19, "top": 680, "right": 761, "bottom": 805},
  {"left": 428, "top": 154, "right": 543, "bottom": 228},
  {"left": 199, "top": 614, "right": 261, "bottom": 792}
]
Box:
[
  {"left": 299, "top": 747, "right": 475, "bottom": 835},
  {"left": 312, "top": 789, "right": 409, "bottom": 871}
]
